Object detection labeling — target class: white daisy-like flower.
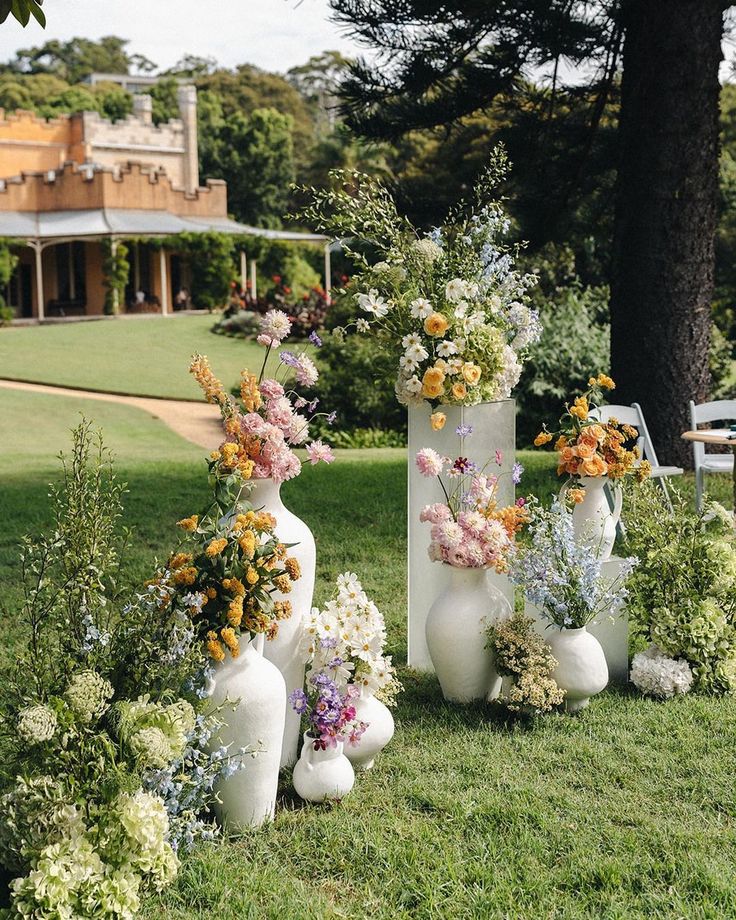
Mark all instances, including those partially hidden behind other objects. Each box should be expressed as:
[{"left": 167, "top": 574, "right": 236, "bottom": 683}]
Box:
[
  {"left": 400, "top": 355, "right": 420, "bottom": 373},
  {"left": 445, "top": 278, "right": 468, "bottom": 303},
  {"left": 447, "top": 356, "right": 464, "bottom": 375},
  {"left": 356, "top": 318, "right": 371, "bottom": 333},
  {"left": 405, "top": 376, "right": 423, "bottom": 395},
  {"left": 357, "top": 288, "right": 390, "bottom": 318},
  {"left": 405, "top": 342, "right": 429, "bottom": 362},
  {"left": 437, "top": 340, "right": 458, "bottom": 358},
  {"left": 402, "top": 332, "right": 423, "bottom": 349},
  {"left": 465, "top": 281, "right": 480, "bottom": 300},
  {"left": 409, "top": 298, "right": 433, "bottom": 319},
  {"left": 453, "top": 302, "right": 469, "bottom": 319}
]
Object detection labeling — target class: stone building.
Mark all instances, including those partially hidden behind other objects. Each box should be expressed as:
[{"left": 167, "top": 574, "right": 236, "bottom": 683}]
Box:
[{"left": 0, "top": 85, "right": 327, "bottom": 320}]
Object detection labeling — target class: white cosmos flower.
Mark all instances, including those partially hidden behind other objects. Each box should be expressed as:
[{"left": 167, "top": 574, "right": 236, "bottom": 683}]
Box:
[
  {"left": 447, "top": 356, "right": 464, "bottom": 375},
  {"left": 437, "top": 340, "right": 458, "bottom": 358},
  {"left": 410, "top": 298, "right": 433, "bottom": 319},
  {"left": 356, "top": 318, "right": 370, "bottom": 333},
  {"left": 405, "top": 343, "right": 429, "bottom": 362},
  {"left": 400, "top": 355, "right": 420, "bottom": 373},
  {"left": 405, "top": 376, "right": 423, "bottom": 396},
  {"left": 465, "top": 281, "right": 480, "bottom": 300},
  {"left": 402, "top": 332, "right": 423, "bottom": 349},
  {"left": 453, "top": 302, "right": 469, "bottom": 319},
  {"left": 445, "top": 278, "right": 468, "bottom": 303},
  {"left": 357, "top": 288, "right": 390, "bottom": 318}
]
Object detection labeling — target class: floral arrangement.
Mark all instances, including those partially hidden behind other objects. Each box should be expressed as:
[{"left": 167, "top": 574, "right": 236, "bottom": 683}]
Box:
[
  {"left": 190, "top": 308, "right": 335, "bottom": 485},
  {"left": 623, "top": 482, "right": 736, "bottom": 693},
  {"left": 147, "top": 475, "right": 301, "bottom": 664},
  {"left": 510, "top": 500, "right": 637, "bottom": 629},
  {"left": 297, "top": 149, "right": 542, "bottom": 409},
  {"left": 415, "top": 436, "right": 527, "bottom": 569},
  {"left": 300, "top": 572, "right": 401, "bottom": 705},
  {"left": 290, "top": 674, "right": 366, "bottom": 751},
  {"left": 486, "top": 612, "right": 565, "bottom": 714},
  {"left": 629, "top": 645, "right": 694, "bottom": 699},
  {"left": 533, "top": 374, "right": 651, "bottom": 501},
  {"left": 0, "top": 423, "right": 243, "bottom": 920}
]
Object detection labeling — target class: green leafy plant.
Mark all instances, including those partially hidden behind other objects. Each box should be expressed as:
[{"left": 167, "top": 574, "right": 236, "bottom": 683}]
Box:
[
  {"left": 623, "top": 481, "right": 736, "bottom": 693},
  {"left": 0, "top": 0, "right": 45, "bottom": 28},
  {"left": 101, "top": 239, "right": 130, "bottom": 316}
]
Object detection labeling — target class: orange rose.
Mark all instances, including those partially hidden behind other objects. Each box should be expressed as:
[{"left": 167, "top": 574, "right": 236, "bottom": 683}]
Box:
[
  {"left": 451, "top": 382, "right": 468, "bottom": 400},
  {"left": 422, "top": 366, "right": 445, "bottom": 399},
  {"left": 567, "top": 487, "right": 586, "bottom": 504},
  {"left": 534, "top": 431, "right": 553, "bottom": 447},
  {"left": 560, "top": 446, "right": 576, "bottom": 465},
  {"left": 424, "top": 312, "right": 449, "bottom": 337},
  {"left": 579, "top": 455, "right": 608, "bottom": 477},
  {"left": 430, "top": 411, "right": 447, "bottom": 431},
  {"left": 586, "top": 424, "right": 606, "bottom": 443},
  {"left": 461, "top": 363, "right": 482, "bottom": 386},
  {"left": 574, "top": 442, "right": 596, "bottom": 461}
]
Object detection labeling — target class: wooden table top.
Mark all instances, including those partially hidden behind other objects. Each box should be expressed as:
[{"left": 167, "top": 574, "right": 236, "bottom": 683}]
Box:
[{"left": 682, "top": 428, "right": 736, "bottom": 446}]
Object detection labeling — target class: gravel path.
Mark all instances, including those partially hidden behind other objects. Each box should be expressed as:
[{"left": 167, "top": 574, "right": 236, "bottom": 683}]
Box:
[{"left": 0, "top": 379, "right": 221, "bottom": 450}]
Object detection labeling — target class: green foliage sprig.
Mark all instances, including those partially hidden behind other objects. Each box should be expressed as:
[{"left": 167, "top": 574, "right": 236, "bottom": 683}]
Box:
[{"left": 101, "top": 239, "right": 129, "bottom": 316}]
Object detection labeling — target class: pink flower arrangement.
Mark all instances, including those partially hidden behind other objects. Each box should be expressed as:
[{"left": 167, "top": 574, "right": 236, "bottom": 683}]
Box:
[
  {"left": 416, "top": 444, "right": 528, "bottom": 570},
  {"left": 190, "top": 310, "right": 336, "bottom": 485}
]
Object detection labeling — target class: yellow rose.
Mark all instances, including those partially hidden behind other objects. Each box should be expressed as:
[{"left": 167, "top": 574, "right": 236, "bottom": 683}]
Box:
[
  {"left": 534, "top": 431, "right": 553, "bottom": 447},
  {"left": 579, "top": 455, "right": 608, "bottom": 477},
  {"left": 422, "top": 367, "right": 446, "bottom": 399},
  {"left": 423, "top": 312, "right": 449, "bottom": 337},
  {"left": 451, "top": 382, "right": 467, "bottom": 401},
  {"left": 461, "top": 363, "right": 482, "bottom": 386},
  {"left": 597, "top": 374, "right": 615, "bottom": 390},
  {"left": 569, "top": 396, "right": 589, "bottom": 421},
  {"left": 430, "top": 411, "right": 447, "bottom": 431}
]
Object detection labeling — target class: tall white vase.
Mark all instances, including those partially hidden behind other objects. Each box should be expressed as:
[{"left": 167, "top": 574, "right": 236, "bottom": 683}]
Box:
[
  {"left": 408, "top": 400, "right": 516, "bottom": 671},
  {"left": 249, "top": 477, "right": 316, "bottom": 768},
  {"left": 562, "top": 476, "right": 622, "bottom": 561},
  {"left": 546, "top": 626, "right": 608, "bottom": 713},
  {"left": 206, "top": 634, "right": 286, "bottom": 830},
  {"left": 343, "top": 687, "right": 395, "bottom": 771},
  {"left": 425, "top": 565, "right": 512, "bottom": 703}
]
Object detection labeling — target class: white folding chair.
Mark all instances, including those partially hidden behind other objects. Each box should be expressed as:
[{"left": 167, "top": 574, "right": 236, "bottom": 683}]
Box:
[
  {"left": 689, "top": 399, "right": 736, "bottom": 511},
  {"left": 594, "top": 403, "right": 683, "bottom": 511}
]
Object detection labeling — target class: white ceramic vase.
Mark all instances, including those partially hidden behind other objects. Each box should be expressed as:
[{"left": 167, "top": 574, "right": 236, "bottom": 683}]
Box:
[
  {"left": 249, "top": 477, "right": 316, "bottom": 768},
  {"left": 546, "top": 626, "right": 609, "bottom": 713},
  {"left": 292, "top": 731, "right": 355, "bottom": 803},
  {"left": 562, "top": 476, "right": 622, "bottom": 561},
  {"left": 425, "top": 565, "right": 512, "bottom": 703},
  {"left": 343, "top": 687, "right": 395, "bottom": 771},
  {"left": 206, "top": 634, "right": 286, "bottom": 830}
]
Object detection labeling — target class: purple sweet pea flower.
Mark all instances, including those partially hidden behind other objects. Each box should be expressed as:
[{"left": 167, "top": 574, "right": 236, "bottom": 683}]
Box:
[{"left": 512, "top": 461, "right": 524, "bottom": 484}]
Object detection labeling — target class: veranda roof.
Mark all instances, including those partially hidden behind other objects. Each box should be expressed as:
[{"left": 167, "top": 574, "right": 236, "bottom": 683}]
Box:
[{"left": 0, "top": 208, "right": 327, "bottom": 243}]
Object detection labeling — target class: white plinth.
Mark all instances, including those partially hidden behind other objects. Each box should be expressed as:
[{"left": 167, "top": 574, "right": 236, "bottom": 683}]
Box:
[
  {"left": 525, "top": 556, "right": 630, "bottom": 684},
  {"left": 407, "top": 400, "right": 516, "bottom": 671}
]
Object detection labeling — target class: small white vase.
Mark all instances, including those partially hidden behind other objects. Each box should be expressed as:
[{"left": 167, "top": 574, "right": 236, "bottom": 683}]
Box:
[
  {"left": 249, "top": 477, "right": 316, "bottom": 768},
  {"left": 562, "top": 476, "right": 622, "bottom": 561},
  {"left": 425, "top": 565, "right": 512, "bottom": 703},
  {"left": 546, "top": 626, "right": 608, "bottom": 713},
  {"left": 292, "top": 731, "right": 355, "bottom": 803},
  {"left": 343, "top": 687, "right": 395, "bottom": 771},
  {"left": 205, "top": 634, "right": 286, "bottom": 830}
]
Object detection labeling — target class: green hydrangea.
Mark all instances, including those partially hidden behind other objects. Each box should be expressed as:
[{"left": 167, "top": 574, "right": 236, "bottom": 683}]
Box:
[
  {"left": 129, "top": 727, "right": 173, "bottom": 770},
  {"left": 0, "top": 776, "right": 85, "bottom": 874},
  {"left": 17, "top": 704, "right": 57, "bottom": 745},
  {"left": 65, "top": 670, "right": 114, "bottom": 724},
  {"left": 115, "top": 791, "right": 178, "bottom": 889}
]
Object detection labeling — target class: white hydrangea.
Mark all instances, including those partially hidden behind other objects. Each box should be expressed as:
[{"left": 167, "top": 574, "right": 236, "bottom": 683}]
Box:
[
  {"left": 116, "top": 791, "right": 178, "bottom": 887},
  {"left": 17, "top": 705, "right": 58, "bottom": 745},
  {"left": 65, "top": 670, "right": 114, "bottom": 723},
  {"left": 630, "top": 645, "right": 694, "bottom": 699}
]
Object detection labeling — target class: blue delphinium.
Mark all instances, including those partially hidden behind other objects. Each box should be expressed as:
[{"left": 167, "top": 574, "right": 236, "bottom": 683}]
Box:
[{"left": 510, "top": 500, "right": 637, "bottom": 629}]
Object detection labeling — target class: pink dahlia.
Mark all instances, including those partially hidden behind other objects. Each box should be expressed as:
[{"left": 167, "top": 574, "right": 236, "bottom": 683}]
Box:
[
  {"left": 420, "top": 503, "right": 452, "bottom": 524},
  {"left": 305, "top": 440, "right": 335, "bottom": 465},
  {"left": 415, "top": 447, "right": 444, "bottom": 478}
]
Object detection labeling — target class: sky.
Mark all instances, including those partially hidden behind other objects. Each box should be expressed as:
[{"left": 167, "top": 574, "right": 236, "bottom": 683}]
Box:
[{"left": 0, "top": 0, "right": 364, "bottom": 74}]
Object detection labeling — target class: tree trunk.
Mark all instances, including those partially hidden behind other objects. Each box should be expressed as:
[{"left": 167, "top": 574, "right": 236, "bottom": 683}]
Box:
[{"left": 610, "top": 0, "right": 725, "bottom": 467}]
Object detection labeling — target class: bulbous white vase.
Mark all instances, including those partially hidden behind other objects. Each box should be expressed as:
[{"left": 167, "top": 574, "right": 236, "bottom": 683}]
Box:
[
  {"left": 292, "top": 731, "right": 355, "bottom": 803},
  {"left": 249, "top": 477, "right": 316, "bottom": 768},
  {"left": 546, "top": 626, "right": 608, "bottom": 713},
  {"left": 206, "top": 634, "right": 286, "bottom": 830},
  {"left": 425, "top": 565, "right": 512, "bottom": 703},
  {"left": 562, "top": 476, "right": 622, "bottom": 561},
  {"left": 343, "top": 687, "right": 394, "bottom": 771}
]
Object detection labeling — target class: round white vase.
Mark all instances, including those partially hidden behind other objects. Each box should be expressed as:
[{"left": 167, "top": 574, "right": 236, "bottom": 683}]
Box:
[
  {"left": 563, "top": 476, "right": 622, "bottom": 561},
  {"left": 249, "top": 477, "right": 316, "bottom": 768},
  {"left": 546, "top": 626, "right": 608, "bottom": 713},
  {"left": 425, "top": 565, "right": 512, "bottom": 703},
  {"left": 343, "top": 687, "right": 395, "bottom": 771},
  {"left": 206, "top": 634, "right": 286, "bottom": 830},
  {"left": 292, "top": 731, "right": 355, "bottom": 803}
]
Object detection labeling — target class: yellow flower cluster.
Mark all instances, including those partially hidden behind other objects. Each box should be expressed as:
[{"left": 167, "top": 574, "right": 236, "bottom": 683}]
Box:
[
  {"left": 176, "top": 515, "right": 199, "bottom": 532},
  {"left": 189, "top": 354, "right": 228, "bottom": 407},
  {"left": 240, "top": 370, "right": 262, "bottom": 413}
]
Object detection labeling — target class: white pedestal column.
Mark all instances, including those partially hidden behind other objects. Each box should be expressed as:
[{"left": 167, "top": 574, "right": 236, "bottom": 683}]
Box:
[
  {"left": 524, "top": 556, "right": 630, "bottom": 684},
  {"left": 407, "top": 399, "right": 516, "bottom": 671}
]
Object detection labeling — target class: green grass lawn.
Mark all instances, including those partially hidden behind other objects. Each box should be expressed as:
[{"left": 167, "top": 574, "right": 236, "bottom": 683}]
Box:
[
  {"left": 2, "top": 388, "right": 736, "bottom": 919},
  {"left": 0, "top": 315, "right": 271, "bottom": 400}
]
